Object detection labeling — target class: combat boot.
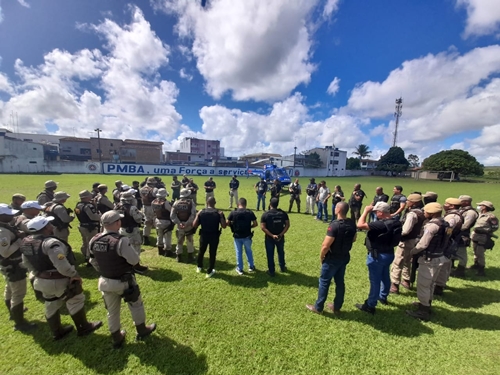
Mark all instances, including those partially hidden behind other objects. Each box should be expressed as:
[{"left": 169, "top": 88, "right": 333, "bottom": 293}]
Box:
[
  {"left": 389, "top": 283, "right": 399, "bottom": 294},
  {"left": 176, "top": 254, "right": 182, "bottom": 263},
  {"left": 157, "top": 246, "right": 165, "bottom": 256},
  {"left": 135, "top": 322, "right": 157, "bottom": 341},
  {"left": 406, "top": 303, "right": 431, "bottom": 321},
  {"left": 143, "top": 236, "right": 150, "bottom": 246},
  {"left": 401, "top": 279, "right": 411, "bottom": 290},
  {"left": 70, "top": 308, "right": 103, "bottom": 337},
  {"left": 187, "top": 253, "right": 195, "bottom": 263},
  {"left": 433, "top": 285, "right": 444, "bottom": 296},
  {"left": 355, "top": 300, "right": 375, "bottom": 315},
  {"left": 111, "top": 330, "right": 126, "bottom": 349},
  {"left": 165, "top": 249, "right": 174, "bottom": 257},
  {"left": 476, "top": 266, "right": 486, "bottom": 277},
  {"left": 46, "top": 311, "right": 73, "bottom": 341},
  {"left": 11, "top": 303, "right": 37, "bottom": 332},
  {"left": 469, "top": 261, "right": 479, "bottom": 270},
  {"left": 134, "top": 264, "right": 149, "bottom": 275},
  {"left": 451, "top": 265, "right": 466, "bottom": 278}
]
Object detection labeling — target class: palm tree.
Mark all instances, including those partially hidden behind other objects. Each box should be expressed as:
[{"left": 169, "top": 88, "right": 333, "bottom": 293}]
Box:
[{"left": 353, "top": 144, "right": 372, "bottom": 159}]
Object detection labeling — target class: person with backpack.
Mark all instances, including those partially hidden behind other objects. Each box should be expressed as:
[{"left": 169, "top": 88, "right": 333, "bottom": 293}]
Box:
[
  {"left": 151, "top": 188, "right": 174, "bottom": 257},
  {"left": 288, "top": 179, "right": 301, "bottom": 213},
  {"left": 451, "top": 195, "right": 478, "bottom": 277},
  {"left": 260, "top": 198, "right": 290, "bottom": 276},
  {"left": 406, "top": 202, "right": 448, "bottom": 321},
  {"left": 433, "top": 198, "right": 463, "bottom": 296},
  {"left": 355, "top": 201, "right": 402, "bottom": 314}
]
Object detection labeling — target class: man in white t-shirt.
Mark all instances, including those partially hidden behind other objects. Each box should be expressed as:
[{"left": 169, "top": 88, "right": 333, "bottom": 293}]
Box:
[{"left": 316, "top": 181, "right": 331, "bottom": 222}]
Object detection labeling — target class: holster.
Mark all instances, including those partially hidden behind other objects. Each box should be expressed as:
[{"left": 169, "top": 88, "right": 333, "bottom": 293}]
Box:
[
  {"left": 121, "top": 274, "right": 140, "bottom": 303},
  {"left": 64, "top": 280, "right": 83, "bottom": 301}
]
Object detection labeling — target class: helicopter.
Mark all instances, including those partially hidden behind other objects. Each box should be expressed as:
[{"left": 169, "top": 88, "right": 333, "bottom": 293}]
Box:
[{"left": 246, "top": 159, "right": 292, "bottom": 186}]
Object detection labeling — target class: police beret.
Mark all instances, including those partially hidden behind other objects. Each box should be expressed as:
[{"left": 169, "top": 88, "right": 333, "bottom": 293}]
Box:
[
  {"left": 477, "top": 201, "right": 495, "bottom": 211},
  {"left": 424, "top": 202, "right": 442, "bottom": 214},
  {"left": 445, "top": 198, "right": 462, "bottom": 206},
  {"left": 459, "top": 195, "right": 472, "bottom": 201},
  {"left": 407, "top": 193, "right": 422, "bottom": 203}
]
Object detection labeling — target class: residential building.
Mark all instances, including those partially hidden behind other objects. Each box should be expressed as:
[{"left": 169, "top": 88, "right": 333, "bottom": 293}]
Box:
[
  {"left": 360, "top": 159, "right": 379, "bottom": 170},
  {"left": 180, "top": 137, "right": 221, "bottom": 160},
  {"left": 165, "top": 151, "right": 205, "bottom": 164},
  {"left": 0, "top": 131, "right": 45, "bottom": 173},
  {"left": 239, "top": 153, "right": 282, "bottom": 167}
]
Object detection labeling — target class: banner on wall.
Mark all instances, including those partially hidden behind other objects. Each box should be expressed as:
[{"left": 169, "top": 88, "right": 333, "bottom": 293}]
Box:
[{"left": 103, "top": 163, "right": 250, "bottom": 176}]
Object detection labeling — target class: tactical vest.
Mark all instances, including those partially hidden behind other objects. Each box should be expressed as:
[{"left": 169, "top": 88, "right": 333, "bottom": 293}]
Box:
[
  {"left": 37, "top": 190, "right": 53, "bottom": 203},
  {"left": 229, "top": 180, "right": 239, "bottom": 190},
  {"left": 424, "top": 218, "right": 449, "bottom": 258},
  {"left": 365, "top": 219, "right": 402, "bottom": 253},
  {"left": 112, "top": 188, "right": 121, "bottom": 204},
  {"left": 140, "top": 186, "right": 156, "bottom": 206},
  {"left": 97, "top": 195, "right": 112, "bottom": 214},
  {"left": 230, "top": 209, "right": 253, "bottom": 238},
  {"left": 257, "top": 182, "right": 266, "bottom": 193},
  {"left": 45, "top": 203, "right": 69, "bottom": 230},
  {"left": 263, "top": 209, "right": 287, "bottom": 236},
  {"left": 0, "top": 224, "right": 26, "bottom": 281},
  {"left": 290, "top": 184, "right": 300, "bottom": 196},
  {"left": 306, "top": 184, "right": 317, "bottom": 196},
  {"left": 390, "top": 194, "right": 404, "bottom": 214},
  {"left": 115, "top": 204, "right": 139, "bottom": 229},
  {"left": 198, "top": 208, "right": 221, "bottom": 234},
  {"left": 20, "top": 236, "right": 75, "bottom": 272},
  {"left": 327, "top": 219, "right": 356, "bottom": 260},
  {"left": 458, "top": 207, "right": 478, "bottom": 237},
  {"left": 75, "top": 202, "right": 98, "bottom": 225},
  {"left": 445, "top": 210, "right": 463, "bottom": 239},
  {"left": 152, "top": 198, "right": 171, "bottom": 220},
  {"left": 91, "top": 233, "right": 134, "bottom": 279},
  {"left": 401, "top": 208, "right": 425, "bottom": 241},
  {"left": 174, "top": 199, "right": 192, "bottom": 222}
]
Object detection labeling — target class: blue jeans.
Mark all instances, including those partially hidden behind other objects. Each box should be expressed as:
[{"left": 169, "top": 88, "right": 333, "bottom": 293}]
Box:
[
  {"left": 315, "top": 259, "right": 349, "bottom": 311},
  {"left": 317, "top": 201, "right": 328, "bottom": 221},
  {"left": 257, "top": 194, "right": 266, "bottom": 210},
  {"left": 370, "top": 212, "right": 378, "bottom": 222},
  {"left": 264, "top": 236, "right": 285, "bottom": 274},
  {"left": 366, "top": 252, "right": 394, "bottom": 308},
  {"left": 331, "top": 203, "right": 336, "bottom": 216},
  {"left": 234, "top": 237, "right": 255, "bottom": 271}
]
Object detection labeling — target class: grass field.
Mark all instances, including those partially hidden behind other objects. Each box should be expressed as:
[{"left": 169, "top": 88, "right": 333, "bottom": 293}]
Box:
[{"left": 1, "top": 174, "right": 499, "bottom": 375}]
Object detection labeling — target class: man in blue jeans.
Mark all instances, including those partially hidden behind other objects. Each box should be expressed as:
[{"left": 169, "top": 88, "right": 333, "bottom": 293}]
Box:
[
  {"left": 227, "top": 198, "right": 258, "bottom": 275},
  {"left": 316, "top": 181, "right": 331, "bottom": 222},
  {"left": 355, "top": 202, "right": 402, "bottom": 314},
  {"left": 306, "top": 202, "right": 357, "bottom": 314},
  {"left": 254, "top": 178, "right": 268, "bottom": 211},
  {"left": 260, "top": 198, "right": 290, "bottom": 276}
]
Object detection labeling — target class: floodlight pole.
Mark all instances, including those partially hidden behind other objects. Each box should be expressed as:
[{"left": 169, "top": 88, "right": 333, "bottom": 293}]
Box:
[
  {"left": 94, "top": 128, "right": 102, "bottom": 162},
  {"left": 393, "top": 97, "right": 403, "bottom": 147}
]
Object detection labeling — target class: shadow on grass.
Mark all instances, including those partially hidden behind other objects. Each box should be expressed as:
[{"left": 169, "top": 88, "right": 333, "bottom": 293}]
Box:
[
  {"left": 31, "top": 325, "right": 208, "bottom": 374},
  {"left": 139, "top": 268, "right": 183, "bottom": 283},
  {"left": 440, "top": 284, "right": 500, "bottom": 309},
  {"left": 432, "top": 307, "right": 500, "bottom": 331},
  {"left": 467, "top": 266, "right": 500, "bottom": 282}
]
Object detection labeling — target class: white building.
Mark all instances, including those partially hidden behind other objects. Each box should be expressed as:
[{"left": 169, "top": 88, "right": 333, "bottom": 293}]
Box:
[
  {"left": 0, "top": 128, "right": 62, "bottom": 147},
  {"left": 303, "top": 146, "right": 347, "bottom": 176},
  {"left": 0, "top": 131, "right": 46, "bottom": 173}
]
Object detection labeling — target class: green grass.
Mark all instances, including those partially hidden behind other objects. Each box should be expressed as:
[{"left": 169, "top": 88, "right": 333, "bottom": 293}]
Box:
[{"left": 1, "top": 175, "right": 500, "bottom": 375}]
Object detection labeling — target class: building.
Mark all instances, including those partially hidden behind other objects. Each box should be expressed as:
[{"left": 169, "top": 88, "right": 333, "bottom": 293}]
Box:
[
  {"left": 59, "top": 137, "right": 92, "bottom": 161},
  {"left": 164, "top": 151, "right": 205, "bottom": 164},
  {"left": 360, "top": 159, "right": 379, "bottom": 170},
  {"left": 89, "top": 138, "right": 163, "bottom": 164},
  {"left": 302, "top": 146, "right": 347, "bottom": 176},
  {"left": 239, "top": 153, "right": 282, "bottom": 167},
  {"left": 0, "top": 131, "right": 45, "bottom": 173},
  {"left": 180, "top": 137, "right": 222, "bottom": 160},
  {"left": 0, "top": 128, "right": 62, "bottom": 147}
]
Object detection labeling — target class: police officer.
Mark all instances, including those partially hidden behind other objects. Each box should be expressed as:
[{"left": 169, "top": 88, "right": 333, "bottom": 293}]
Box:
[
  {"left": 305, "top": 178, "right": 318, "bottom": 216},
  {"left": 37, "top": 180, "right": 58, "bottom": 205},
  {"left": 288, "top": 179, "right": 302, "bottom": 213},
  {"left": 181, "top": 174, "right": 190, "bottom": 188},
  {"left": 21, "top": 216, "right": 102, "bottom": 340},
  {"left": 255, "top": 177, "right": 268, "bottom": 211},
  {"left": 204, "top": 177, "right": 216, "bottom": 207},
  {"left": 406, "top": 203, "right": 448, "bottom": 321},
  {"left": 390, "top": 193, "right": 425, "bottom": 294},
  {"left": 193, "top": 196, "right": 227, "bottom": 278},
  {"left": 132, "top": 181, "right": 143, "bottom": 210},
  {"left": 187, "top": 178, "right": 199, "bottom": 206},
  {"left": 422, "top": 191, "right": 438, "bottom": 205},
  {"left": 0, "top": 204, "right": 36, "bottom": 331},
  {"left": 115, "top": 192, "right": 148, "bottom": 274},
  {"left": 171, "top": 188, "right": 197, "bottom": 263},
  {"left": 91, "top": 182, "right": 100, "bottom": 199},
  {"left": 306, "top": 202, "right": 357, "bottom": 315},
  {"left": 260, "top": 198, "right": 290, "bottom": 276},
  {"left": 171, "top": 176, "right": 182, "bottom": 201},
  {"left": 75, "top": 190, "right": 101, "bottom": 267},
  {"left": 269, "top": 179, "right": 282, "bottom": 209},
  {"left": 120, "top": 186, "right": 138, "bottom": 208},
  {"left": 348, "top": 184, "right": 366, "bottom": 223},
  {"left": 451, "top": 195, "right": 479, "bottom": 277},
  {"left": 139, "top": 177, "right": 158, "bottom": 246},
  {"left": 15, "top": 201, "right": 43, "bottom": 233},
  {"left": 355, "top": 202, "right": 402, "bottom": 314},
  {"left": 89, "top": 211, "right": 156, "bottom": 348},
  {"left": 434, "top": 198, "right": 463, "bottom": 295},
  {"left": 390, "top": 185, "right": 407, "bottom": 220},
  {"left": 370, "top": 187, "right": 389, "bottom": 222},
  {"left": 96, "top": 184, "right": 115, "bottom": 214},
  {"left": 112, "top": 180, "right": 123, "bottom": 204},
  {"left": 470, "top": 201, "right": 498, "bottom": 276},
  {"left": 9, "top": 194, "right": 26, "bottom": 213},
  {"left": 45, "top": 192, "right": 74, "bottom": 242},
  {"left": 229, "top": 174, "right": 239, "bottom": 208},
  {"left": 151, "top": 188, "right": 174, "bottom": 257}
]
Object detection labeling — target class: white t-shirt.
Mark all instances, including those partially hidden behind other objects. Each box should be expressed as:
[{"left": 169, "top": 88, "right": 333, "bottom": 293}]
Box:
[{"left": 318, "top": 187, "right": 330, "bottom": 202}]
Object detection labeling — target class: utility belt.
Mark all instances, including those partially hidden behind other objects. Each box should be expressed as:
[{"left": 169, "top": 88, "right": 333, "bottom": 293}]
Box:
[
  {"left": 43, "top": 279, "right": 83, "bottom": 302},
  {"left": 200, "top": 228, "right": 222, "bottom": 237},
  {"left": 422, "top": 252, "right": 443, "bottom": 261},
  {"left": 80, "top": 222, "right": 99, "bottom": 230},
  {"left": 37, "top": 270, "right": 67, "bottom": 279},
  {"left": 233, "top": 231, "right": 254, "bottom": 239}
]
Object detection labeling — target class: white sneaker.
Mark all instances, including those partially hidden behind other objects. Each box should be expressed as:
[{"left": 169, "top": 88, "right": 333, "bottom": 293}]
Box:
[
  {"left": 235, "top": 267, "right": 244, "bottom": 275},
  {"left": 196, "top": 267, "right": 202, "bottom": 273},
  {"left": 206, "top": 269, "right": 216, "bottom": 278}
]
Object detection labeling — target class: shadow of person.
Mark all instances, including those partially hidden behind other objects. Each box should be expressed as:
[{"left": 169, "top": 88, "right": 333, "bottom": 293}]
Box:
[
  {"left": 431, "top": 307, "right": 500, "bottom": 331},
  {"left": 439, "top": 284, "right": 500, "bottom": 309},
  {"left": 139, "top": 268, "right": 182, "bottom": 282},
  {"left": 467, "top": 266, "right": 500, "bottom": 282},
  {"left": 30, "top": 325, "right": 208, "bottom": 374}
]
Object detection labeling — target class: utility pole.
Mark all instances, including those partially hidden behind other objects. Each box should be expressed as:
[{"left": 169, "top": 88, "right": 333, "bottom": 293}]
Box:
[
  {"left": 393, "top": 97, "right": 403, "bottom": 148},
  {"left": 94, "top": 128, "right": 102, "bottom": 162},
  {"left": 293, "top": 146, "right": 297, "bottom": 168}
]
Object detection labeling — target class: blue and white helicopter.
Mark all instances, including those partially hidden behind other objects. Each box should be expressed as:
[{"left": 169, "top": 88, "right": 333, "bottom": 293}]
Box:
[{"left": 246, "top": 159, "right": 292, "bottom": 186}]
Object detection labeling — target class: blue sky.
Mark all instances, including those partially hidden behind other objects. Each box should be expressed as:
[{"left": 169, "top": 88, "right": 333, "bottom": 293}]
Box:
[{"left": 1, "top": 0, "right": 500, "bottom": 164}]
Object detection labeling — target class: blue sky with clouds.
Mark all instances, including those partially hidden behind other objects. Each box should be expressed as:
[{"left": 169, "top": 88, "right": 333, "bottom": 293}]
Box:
[{"left": 1, "top": 0, "right": 500, "bottom": 164}]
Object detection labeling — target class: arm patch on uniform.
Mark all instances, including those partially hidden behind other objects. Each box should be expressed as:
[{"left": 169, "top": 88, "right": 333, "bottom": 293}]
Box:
[{"left": 57, "top": 253, "right": 66, "bottom": 260}]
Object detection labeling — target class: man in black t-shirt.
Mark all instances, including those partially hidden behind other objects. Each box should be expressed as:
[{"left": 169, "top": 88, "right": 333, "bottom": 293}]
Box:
[
  {"left": 349, "top": 183, "right": 366, "bottom": 223},
  {"left": 255, "top": 178, "right": 268, "bottom": 211},
  {"left": 260, "top": 198, "right": 290, "bottom": 276},
  {"left": 204, "top": 177, "right": 216, "bottom": 207},
  {"left": 227, "top": 198, "right": 258, "bottom": 275},
  {"left": 306, "top": 202, "right": 356, "bottom": 315},
  {"left": 370, "top": 187, "right": 389, "bottom": 222},
  {"left": 228, "top": 175, "right": 239, "bottom": 208}
]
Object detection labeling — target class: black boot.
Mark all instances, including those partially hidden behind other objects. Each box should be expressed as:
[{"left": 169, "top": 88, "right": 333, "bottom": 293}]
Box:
[
  {"left": 135, "top": 322, "right": 156, "bottom": 341},
  {"left": 5, "top": 300, "right": 11, "bottom": 320},
  {"left": 476, "top": 266, "right": 486, "bottom": 276},
  {"left": 433, "top": 285, "right": 444, "bottom": 296},
  {"left": 111, "top": 330, "right": 126, "bottom": 349},
  {"left": 469, "top": 261, "right": 479, "bottom": 270},
  {"left": 158, "top": 246, "right": 165, "bottom": 256},
  {"left": 451, "top": 265, "right": 466, "bottom": 278},
  {"left": 70, "top": 308, "right": 103, "bottom": 337},
  {"left": 143, "top": 236, "right": 150, "bottom": 246},
  {"left": 46, "top": 311, "right": 73, "bottom": 341},
  {"left": 165, "top": 249, "right": 174, "bottom": 257},
  {"left": 11, "top": 303, "right": 37, "bottom": 332},
  {"left": 355, "top": 300, "right": 375, "bottom": 315},
  {"left": 134, "top": 264, "right": 149, "bottom": 275},
  {"left": 187, "top": 253, "right": 194, "bottom": 263},
  {"left": 406, "top": 303, "right": 431, "bottom": 321}
]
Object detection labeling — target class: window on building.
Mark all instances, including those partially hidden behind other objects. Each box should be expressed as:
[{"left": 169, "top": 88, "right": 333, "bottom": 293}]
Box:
[
  {"left": 333, "top": 160, "right": 339, "bottom": 165},
  {"left": 208, "top": 144, "right": 211, "bottom": 147},
  {"left": 208, "top": 152, "right": 211, "bottom": 155},
  {"left": 33, "top": 147, "right": 37, "bottom": 150},
  {"left": 80, "top": 148, "right": 91, "bottom": 155},
  {"left": 334, "top": 152, "right": 339, "bottom": 157},
  {"left": 29, "top": 161, "right": 37, "bottom": 164},
  {"left": 24, "top": 138, "right": 33, "bottom": 142},
  {"left": 62, "top": 148, "right": 72, "bottom": 153},
  {"left": 329, "top": 160, "right": 333, "bottom": 164},
  {"left": 110, "top": 143, "right": 113, "bottom": 146},
  {"left": 330, "top": 151, "right": 334, "bottom": 156}
]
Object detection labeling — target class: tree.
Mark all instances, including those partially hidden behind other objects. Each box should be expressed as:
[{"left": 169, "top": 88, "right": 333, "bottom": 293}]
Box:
[
  {"left": 352, "top": 144, "right": 372, "bottom": 159},
  {"left": 304, "top": 152, "right": 322, "bottom": 168},
  {"left": 376, "top": 146, "right": 409, "bottom": 174},
  {"left": 408, "top": 154, "right": 420, "bottom": 168},
  {"left": 346, "top": 157, "right": 361, "bottom": 170},
  {"left": 422, "top": 150, "right": 484, "bottom": 177}
]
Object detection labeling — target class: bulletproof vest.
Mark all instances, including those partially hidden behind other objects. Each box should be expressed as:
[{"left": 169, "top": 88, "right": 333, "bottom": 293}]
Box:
[
  {"left": 401, "top": 208, "right": 425, "bottom": 240},
  {"left": 458, "top": 207, "right": 478, "bottom": 236},
  {"left": 75, "top": 202, "right": 98, "bottom": 224},
  {"left": 97, "top": 195, "right": 112, "bottom": 214},
  {"left": 115, "top": 204, "right": 139, "bottom": 228},
  {"left": 327, "top": 219, "right": 356, "bottom": 260},
  {"left": 230, "top": 179, "right": 239, "bottom": 189},
  {"left": 445, "top": 210, "right": 463, "bottom": 240},
  {"left": 152, "top": 198, "right": 171, "bottom": 220},
  {"left": 390, "top": 194, "right": 404, "bottom": 214},
  {"left": 37, "top": 190, "right": 54, "bottom": 202},
  {"left": 263, "top": 209, "right": 287, "bottom": 236},
  {"left": 205, "top": 182, "right": 215, "bottom": 192},
  {"left": 0, "top": 224, "right": 22, "bottom": 268},
  {"left": 198, "top": 208, "right": 221, "bottom": 234},
  {"left": 112, "top": 188, "right": 121, "bottom": 203},
  {"left": 366, "top": 219, "right": 402, "bottom": 253},
  {"left": 231, "top": 209, "right": 253, "bottom": 238},
  {"left": 290, "top": 184, "right": 300, "bottom": 195},
  {"left": 91, "top": 233, "right": 134, "bottom": 279},
  {"left": 20, "top": 236, "right": 76, "bottom": 272},
  {"left": 45, "top": 203, "right": 69, "bottom": 230},
  {"left": 174, "top": 199, "right": 193, "bottom": 222},
  {"left": 424, "top": 218, "right": 449, "bottom": 257},
  {"left": 140, "top": 186, "right": 156, "bottom": 206},
  {"left": 306, "top": 183, "right": 317, "bottom": 196}
]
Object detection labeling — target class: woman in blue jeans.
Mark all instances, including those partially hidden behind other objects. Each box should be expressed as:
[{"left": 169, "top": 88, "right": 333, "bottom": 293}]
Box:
[{"left": 331, "top": 185, "right": 344, "bottom": 217}]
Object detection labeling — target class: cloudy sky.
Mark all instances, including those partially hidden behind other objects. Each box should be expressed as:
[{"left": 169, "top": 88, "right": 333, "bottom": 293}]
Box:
[{"left": 1, "top": 0, "right": 500, "bottom": 165}]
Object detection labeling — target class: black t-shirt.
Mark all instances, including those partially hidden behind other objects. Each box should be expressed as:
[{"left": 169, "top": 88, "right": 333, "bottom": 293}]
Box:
[
  {"left": 204, "top": 180, "right": 216, "bottom": 193},
  {"left": 261, "top": 209, "right": 289, "bottom": 236},
  {"left": 366, "top": 219, "right": 402, "bottom": 253},
  {"left": 256, "top": 181, "right": 267, "bottom": 194},
  {"left": 372, "top": 194, "right": 389, "bottom": 205},
  {"left": 229, "top": 179, "right": 239, "bottom": 190},
  {"left": 332, "top": 190, "right": 344, "bottom": 204},
  {"left": 349, "top": 189, "right": 366, "bottom": 207},
  {"left": 270, "top": 184, "right": 282, "bottom": 198},
  {"left": 326, "top": 219, "right": 356, "bottom": 261},
  {"left": 228, "top": 209, "right": 256, "bottom": 238},
  {"left": 198, "top": 208, "right": 223, "bottom": 234}
]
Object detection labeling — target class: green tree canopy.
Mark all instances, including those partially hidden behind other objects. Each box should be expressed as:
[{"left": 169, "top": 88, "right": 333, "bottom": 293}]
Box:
[
  {"left": 422, "top": 150, "right": 484, "bottom": 177},
  {"left": 304, "top": 152, "right": 322, "bottom": 168},
  {"left": 376, "top": 146, "right": 409, "bottom": 174},
  {"left": 407, "top": 154, "right": 420, "bottom": 168},
  {"left": 352, "top": 144, "right": 372, "bottom": 159},
  {"left": 346, "top": 157, "right": 361, "bottom": 170}
]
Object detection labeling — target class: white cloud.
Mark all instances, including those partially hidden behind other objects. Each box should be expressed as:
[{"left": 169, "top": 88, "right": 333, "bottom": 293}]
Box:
[
  {"left": 17, "top": 0, "right": 30, "bottom": 8},
  {"left": 0, "top": 2, "right": 3, "bottom": 24},
  {"left": 323, "top": 0, "right": 340, "bottom": 18},
  {"left": 179, "top": 68, "right": 193, "bottom": 81},
  {"left": 326, "top": 76, "right": 340, "bottom": 96},
  {"left": 457, "top": 0, "right": 500, "bottom": 38},
  {"left": 155, "top": 0, "right": 338, "bottom": 101}
]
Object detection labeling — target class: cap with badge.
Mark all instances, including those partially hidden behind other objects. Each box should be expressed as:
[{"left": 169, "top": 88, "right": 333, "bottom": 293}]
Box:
[
  {"left": 459, "top": 195, "right": 472, "bottom": 202},
  {"left": 372, "top": 202, "right": 390, "bottom": 213},
  {"left": 53, "top": 191, "right": 70, "bottom": 202},
  {"left": 101, "top": 211, "right": 124, "bottom": 226},
  {"left": 477, "top": 201, "right": 495, "bottom": 211},
  {"left": 0, "top": 203, "right": 19, "bottom": 216},
  {"left": 21, "top": 201, "right": 43, "bottom": 210},
  {"left": 79, "top": 190, "right": 93, "bottom": 199},
  {"left": 424, "top": 202, "right": 443, "bottom": 214},
  {"left": 27, "top": 216, "right": 55, "bottom": 232},
  {"left": 445, "top": 197, "right": 462, "bottom": 206},
  {"left": 407, "top": 193, "right": 422, "bottom": 203}
]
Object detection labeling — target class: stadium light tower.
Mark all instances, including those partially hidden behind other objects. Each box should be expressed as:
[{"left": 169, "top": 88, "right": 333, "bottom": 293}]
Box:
[
  {"left": 94, "top": 128, "right": 102, "bottom": 162},
  {"left": 392, "top": 97, "right": 403, "bottom": 148}
]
